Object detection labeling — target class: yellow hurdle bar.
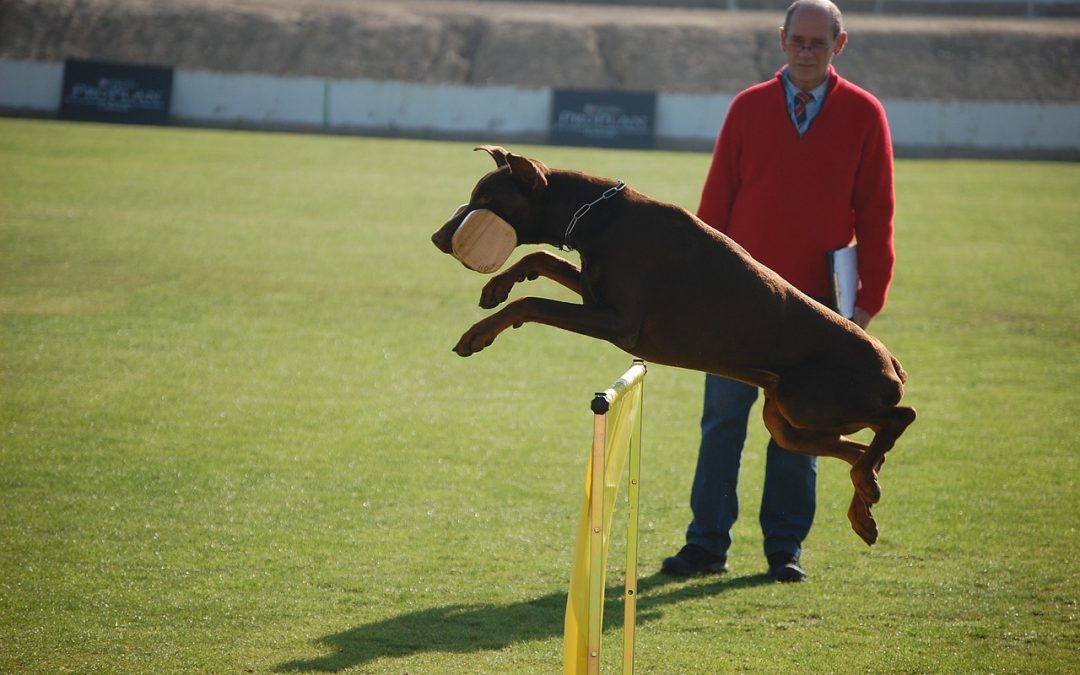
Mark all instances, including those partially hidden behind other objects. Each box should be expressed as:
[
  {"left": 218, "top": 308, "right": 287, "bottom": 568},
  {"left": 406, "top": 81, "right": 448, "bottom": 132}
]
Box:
[
  {"left": 623, "top": 375, "right": 643, "bottom": 675},
  {"left": 590, "top": 361, "right": 647, "bottom": 417},
  {"left": 590, "top": 361, "right": 647, "bottom": 673},
  {"left": 588, "top": 408, "right": 606, "bottom": 675},
  {"left": 576, "top": 359, "right": 646, "bottom": 675}
]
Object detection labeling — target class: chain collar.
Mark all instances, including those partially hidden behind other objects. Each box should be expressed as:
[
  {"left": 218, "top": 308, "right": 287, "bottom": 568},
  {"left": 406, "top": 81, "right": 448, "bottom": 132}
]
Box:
[{"left": 561, "top": 181, "right": 626, "bottom": 251}]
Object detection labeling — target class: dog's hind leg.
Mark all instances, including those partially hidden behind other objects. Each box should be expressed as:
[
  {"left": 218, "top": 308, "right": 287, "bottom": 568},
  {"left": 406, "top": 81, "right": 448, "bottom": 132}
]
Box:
[
  {"left": 850, "top": 406, "right": 917, "bottom": 505},
  {"left": 479, "top": 251, "right": 582, "bottom": 309},
  {"left": 761, "top": 397, "right": 868, "bottom": 465},
  {"left": 762, "top": 398, "right": 884, "bottom": 544},
  {"left": 848, "top": 493, "right": 879, "bottom": 545}
]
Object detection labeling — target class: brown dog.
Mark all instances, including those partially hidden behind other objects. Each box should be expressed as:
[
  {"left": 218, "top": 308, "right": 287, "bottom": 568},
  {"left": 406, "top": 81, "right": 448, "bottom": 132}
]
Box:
[{"left": 431, "top": 146, "right": 915, "bottom": 545}]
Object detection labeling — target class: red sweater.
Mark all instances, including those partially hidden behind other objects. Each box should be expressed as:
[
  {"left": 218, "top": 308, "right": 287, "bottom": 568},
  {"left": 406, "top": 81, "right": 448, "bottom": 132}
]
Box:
[{"left": 697, "top": 66, "right": 895, "bottom": 316}]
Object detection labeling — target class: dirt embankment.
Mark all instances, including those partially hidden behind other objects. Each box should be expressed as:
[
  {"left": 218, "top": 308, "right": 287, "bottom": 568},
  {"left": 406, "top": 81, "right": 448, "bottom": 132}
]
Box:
[{"left": 3, "top": 0, "right": 1079, "bottom": 102}]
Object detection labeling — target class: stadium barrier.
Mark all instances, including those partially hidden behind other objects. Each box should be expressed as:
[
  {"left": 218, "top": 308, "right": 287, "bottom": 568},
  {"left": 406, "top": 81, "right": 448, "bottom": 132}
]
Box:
[{"left": 2, "top": 58, "right": 1079, "bottom": 158}]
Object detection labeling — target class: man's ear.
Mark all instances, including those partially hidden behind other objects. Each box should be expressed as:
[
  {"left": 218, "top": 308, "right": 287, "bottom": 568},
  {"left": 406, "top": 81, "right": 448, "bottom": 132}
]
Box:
[
  {"left": 475, "top": 145, "right": 511, "bottom": 167},
  {"left": 506, "top": 153, "right": 549, "bottom": 195},
  {"left": 832, "top": 31, "right": 848, "bottom": 56}
]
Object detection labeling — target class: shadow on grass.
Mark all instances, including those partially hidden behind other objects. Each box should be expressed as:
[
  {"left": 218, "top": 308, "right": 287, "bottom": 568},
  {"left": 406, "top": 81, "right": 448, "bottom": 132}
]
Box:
[{"left": 274, "top": 571, "right": 772, "bottom": 672}]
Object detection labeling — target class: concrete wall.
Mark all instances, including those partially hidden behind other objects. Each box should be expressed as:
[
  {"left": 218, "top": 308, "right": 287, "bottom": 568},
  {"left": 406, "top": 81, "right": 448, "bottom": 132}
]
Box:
[
  {"left": 3, "top": 0, "right": 1078, "bottom": 157},
  {"left": 420, "top": 0, "right": 1080, "bottom": 18},
  {"left": 4, "top": 58, "right": 1078, "bottom": 157},
  {"left": 5, "top": 1, "right": 1079, "bottom": 103}
]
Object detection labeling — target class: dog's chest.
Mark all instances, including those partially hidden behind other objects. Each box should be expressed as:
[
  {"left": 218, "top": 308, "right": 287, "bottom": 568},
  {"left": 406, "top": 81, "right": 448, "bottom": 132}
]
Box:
[
  {"left": 578, "top": 253, "right": 640, "bottom": 308},
  {"left": 579, "top": 256, "right": 604, "bottom": 305}
]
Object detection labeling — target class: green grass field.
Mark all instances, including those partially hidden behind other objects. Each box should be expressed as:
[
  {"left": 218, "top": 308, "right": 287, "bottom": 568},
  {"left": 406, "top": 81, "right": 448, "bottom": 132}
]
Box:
[{"left": 1, "top": 117, "right": 1078, "bottom": 673}]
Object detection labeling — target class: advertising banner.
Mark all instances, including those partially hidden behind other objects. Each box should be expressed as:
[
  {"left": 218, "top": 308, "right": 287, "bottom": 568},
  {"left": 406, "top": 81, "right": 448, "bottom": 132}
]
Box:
[
  {"left": 60, "top": 59, "right": 173, "bottom": 125},
  {"left": 550, "top": 90, "right": 656, "bottom": 150}
]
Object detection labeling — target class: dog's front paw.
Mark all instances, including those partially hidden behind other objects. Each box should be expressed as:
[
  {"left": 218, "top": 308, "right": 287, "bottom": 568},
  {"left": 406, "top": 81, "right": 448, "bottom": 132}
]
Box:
[
  {"left": 479, "top": 276, "right": 514, "bottom": 309},
  {"left": 479, "top": 269, "right": 539, "bottom": 309},
  {"left": 452, "top": 340, "right": 473, "bottom": 357},
  {"left": 453, "top": 326, "right": 495, "bottom": 357}
]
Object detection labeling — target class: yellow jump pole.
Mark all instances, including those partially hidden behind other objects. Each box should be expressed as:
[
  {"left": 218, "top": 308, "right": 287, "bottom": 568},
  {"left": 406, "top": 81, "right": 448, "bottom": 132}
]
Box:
[
  {"left": 587, "top": 406, "right": 606, "bottom": 675},
  {"left": 622, "top": 364, "right": 643, "bottom": 675},
  {"left": 564, "top": 360, "right": 646, "bottom": 675},
  {"left": 589, "top": 360, "right": 646, "bottom": 674}
]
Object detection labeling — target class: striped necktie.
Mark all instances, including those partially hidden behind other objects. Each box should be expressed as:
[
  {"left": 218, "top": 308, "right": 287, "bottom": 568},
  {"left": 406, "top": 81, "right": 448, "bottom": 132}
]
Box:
[{"left": 794, "top": 91, "right": 813, "bottom": 128}]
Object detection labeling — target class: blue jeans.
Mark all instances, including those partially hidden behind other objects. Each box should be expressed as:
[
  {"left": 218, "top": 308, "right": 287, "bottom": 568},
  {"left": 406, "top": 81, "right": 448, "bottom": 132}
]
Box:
[{"left": 685, "top": 374, "right": 817, "bottom": 560}]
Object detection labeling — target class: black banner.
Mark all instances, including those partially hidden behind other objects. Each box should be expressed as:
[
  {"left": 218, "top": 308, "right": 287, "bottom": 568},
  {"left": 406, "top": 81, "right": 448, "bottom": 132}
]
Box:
[
  {"left": 60, "top": 59, "right": 173, "bottom": 125},
  {"left": 550, "top": 90, "right": 656, "bottom": 150}
]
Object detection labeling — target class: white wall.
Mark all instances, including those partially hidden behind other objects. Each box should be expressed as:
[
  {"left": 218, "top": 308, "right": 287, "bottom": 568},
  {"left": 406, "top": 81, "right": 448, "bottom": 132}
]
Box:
[
  {"left": 327, "top": 80, "right": 550, "bottom": 137},
  {"left": 882, "top": 99, "right": 1080, "bottom": 152},
  {"left": 655, "top": 92, "right": 735, "bottom": 146},
  {"left": 3, "top": 59, "right": 1078, "bottom": 156},
  {"left": 0, "top": 60, "right": 64, "bottom": 110},
  {"left": 172, "top": 70, "right": 326, "bottom": 127}
]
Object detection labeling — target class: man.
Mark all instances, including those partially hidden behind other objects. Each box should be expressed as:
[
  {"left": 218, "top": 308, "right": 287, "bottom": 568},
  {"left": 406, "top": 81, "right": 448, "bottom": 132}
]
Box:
[{"left": 661, "top": 0, "right": 896, "bottom": 582}]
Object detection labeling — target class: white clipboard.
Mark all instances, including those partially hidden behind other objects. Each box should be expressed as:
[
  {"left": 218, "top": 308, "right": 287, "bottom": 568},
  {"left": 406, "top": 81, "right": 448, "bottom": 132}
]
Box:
[{"left": 828, "top": 244, "right": 858, "bottom": 320}]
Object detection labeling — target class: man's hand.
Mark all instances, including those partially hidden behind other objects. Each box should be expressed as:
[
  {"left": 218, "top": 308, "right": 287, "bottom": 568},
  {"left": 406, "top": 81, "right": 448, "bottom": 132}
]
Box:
[{"left": 852, "top": 307, "right": 872, "bottom": 329}]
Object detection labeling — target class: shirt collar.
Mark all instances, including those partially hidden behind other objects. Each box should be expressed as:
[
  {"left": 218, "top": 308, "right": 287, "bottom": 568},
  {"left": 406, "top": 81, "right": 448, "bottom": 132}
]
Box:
[{"left": 781, "top": 66, "right": 830, "bottom": 103}]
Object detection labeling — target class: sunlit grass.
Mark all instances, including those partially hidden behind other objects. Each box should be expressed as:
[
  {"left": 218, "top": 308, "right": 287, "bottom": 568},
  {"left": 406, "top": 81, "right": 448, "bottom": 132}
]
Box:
[{"left": 1, "top": 118, "right": 1078, "bottom": 673}]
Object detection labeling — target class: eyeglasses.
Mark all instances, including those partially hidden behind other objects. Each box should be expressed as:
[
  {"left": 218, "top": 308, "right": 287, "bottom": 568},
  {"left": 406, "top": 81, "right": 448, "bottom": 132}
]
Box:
[{"left": 785, "top": 38, "right": 832, "bottom": 55}]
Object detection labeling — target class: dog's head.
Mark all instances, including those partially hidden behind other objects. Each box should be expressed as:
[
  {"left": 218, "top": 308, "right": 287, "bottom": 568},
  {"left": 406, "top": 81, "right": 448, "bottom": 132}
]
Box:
[{"left": 431, "top": 145, "right": 549, "bottom": 274}]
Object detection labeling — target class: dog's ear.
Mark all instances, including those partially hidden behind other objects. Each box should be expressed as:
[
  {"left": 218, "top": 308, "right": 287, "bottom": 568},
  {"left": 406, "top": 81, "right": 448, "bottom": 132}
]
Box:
[
  {"left": 475, "top": 145, "right": 511, "bottom": 167},
  {"left": 506, "top": 153, "right": 549, "bottom": 195}
]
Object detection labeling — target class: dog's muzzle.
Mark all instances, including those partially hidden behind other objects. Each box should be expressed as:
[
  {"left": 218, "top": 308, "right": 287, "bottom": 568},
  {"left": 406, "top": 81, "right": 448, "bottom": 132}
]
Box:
[{"left": 448, "top": 204, "right": 517, "bottom": 274}]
